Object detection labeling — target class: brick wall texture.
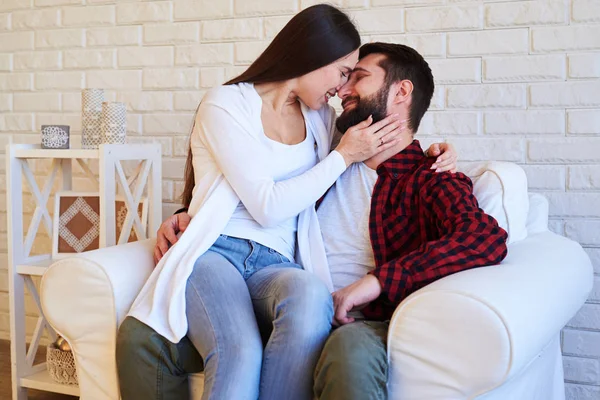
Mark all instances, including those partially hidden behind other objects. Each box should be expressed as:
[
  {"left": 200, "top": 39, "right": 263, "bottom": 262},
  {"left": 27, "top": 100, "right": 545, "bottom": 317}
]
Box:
[{"left": 0, "top": 1, "right": 598, "bottom": 397}]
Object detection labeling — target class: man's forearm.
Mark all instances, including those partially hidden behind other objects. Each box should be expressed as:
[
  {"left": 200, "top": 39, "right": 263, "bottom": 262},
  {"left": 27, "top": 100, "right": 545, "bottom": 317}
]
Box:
[{"left": 365, "top": 174, "right": 508, "bottom": 318}]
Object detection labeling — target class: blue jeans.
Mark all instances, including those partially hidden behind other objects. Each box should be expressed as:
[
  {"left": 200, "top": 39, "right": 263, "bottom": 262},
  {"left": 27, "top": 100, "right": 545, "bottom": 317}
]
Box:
[{"left": 117, "top": 235, "right": 334, "bottom": 400}]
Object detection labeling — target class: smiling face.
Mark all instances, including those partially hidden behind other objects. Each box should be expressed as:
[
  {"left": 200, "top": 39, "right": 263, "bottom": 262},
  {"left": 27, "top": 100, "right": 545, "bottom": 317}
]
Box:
[
  {"left": 294, "top": 50, "right": 360, "bottom": 110},
  {"left": 335, "top": 53, "right": 392, "bottom": 133}
]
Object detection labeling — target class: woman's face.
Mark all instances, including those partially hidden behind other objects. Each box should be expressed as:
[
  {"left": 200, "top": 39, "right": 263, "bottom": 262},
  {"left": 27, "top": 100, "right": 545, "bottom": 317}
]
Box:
[{"left": 295, "top": 50, "right": 359, "bottom": 110}]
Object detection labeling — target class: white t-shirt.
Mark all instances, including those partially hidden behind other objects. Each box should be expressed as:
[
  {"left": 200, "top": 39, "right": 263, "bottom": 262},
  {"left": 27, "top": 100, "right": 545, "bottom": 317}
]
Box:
[
  {"left": 190, "top": 83, "right": 346, "bottom": 262},
  {"left": 223, "top": 128, "right": 319, "bottom": 260},
  {"left": 317, "top": 162, "right": 378, "bottom": 291}
]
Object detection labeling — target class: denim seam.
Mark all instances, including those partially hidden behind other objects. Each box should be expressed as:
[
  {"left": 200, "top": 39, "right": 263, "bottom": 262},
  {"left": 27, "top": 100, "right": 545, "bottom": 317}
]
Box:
[
  {"left": 256, "top": 296, "right": 279, "bottom": 397},
  {"left": 258, "top": 344, "right": 270, "bottom": 397},
  {"left": 189, "top": 278, "right": 221, "bottom": 399},
  {"left": 243, "top": 240, "right": 257, "bottom": 279}
]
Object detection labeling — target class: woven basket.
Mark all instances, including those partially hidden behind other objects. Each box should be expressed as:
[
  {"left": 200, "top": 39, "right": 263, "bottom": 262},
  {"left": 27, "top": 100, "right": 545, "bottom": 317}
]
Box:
[{"left": 46, "top": 343, "right": 78, "bottom": 385}]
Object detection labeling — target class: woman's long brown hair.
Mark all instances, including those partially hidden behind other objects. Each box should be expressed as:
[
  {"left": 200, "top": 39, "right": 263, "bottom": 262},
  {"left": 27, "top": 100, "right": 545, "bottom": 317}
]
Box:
[{"left": 180, "top": 4, "right": 360, "bottom": 208}]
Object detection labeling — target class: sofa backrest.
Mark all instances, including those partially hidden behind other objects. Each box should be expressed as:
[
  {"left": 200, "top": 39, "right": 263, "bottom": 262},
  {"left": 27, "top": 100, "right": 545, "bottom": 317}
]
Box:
[{"left": 459, "top": 162, "right": 529, "bottom": 244}]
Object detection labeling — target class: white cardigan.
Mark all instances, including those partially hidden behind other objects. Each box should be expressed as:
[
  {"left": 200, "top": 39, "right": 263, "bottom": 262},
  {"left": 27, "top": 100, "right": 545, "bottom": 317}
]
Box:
[{"left": 128, "top": 83, "right": 347, "bottom": 343}]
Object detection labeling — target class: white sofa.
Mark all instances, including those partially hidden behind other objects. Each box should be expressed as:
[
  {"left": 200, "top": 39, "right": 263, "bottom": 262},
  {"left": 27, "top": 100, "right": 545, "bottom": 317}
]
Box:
[{"left": 40, "top": 162, "right": 593, "bottom": 400}]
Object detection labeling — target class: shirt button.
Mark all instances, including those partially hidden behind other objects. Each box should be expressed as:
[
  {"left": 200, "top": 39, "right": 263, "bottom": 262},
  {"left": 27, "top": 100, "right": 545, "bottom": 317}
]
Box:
[{"left": 392, "top": 173, "right": 399, "bottom": 178}]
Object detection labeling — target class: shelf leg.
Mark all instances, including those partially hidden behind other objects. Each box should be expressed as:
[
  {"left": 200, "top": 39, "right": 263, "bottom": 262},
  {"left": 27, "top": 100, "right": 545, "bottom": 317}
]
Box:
[{"left": 6, "top": 146, "right": 29, "bottom": 400}]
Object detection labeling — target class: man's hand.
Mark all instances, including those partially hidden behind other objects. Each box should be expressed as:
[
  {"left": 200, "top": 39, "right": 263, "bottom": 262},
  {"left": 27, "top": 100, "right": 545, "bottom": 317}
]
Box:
[
  {"left": 153, "top": 212, "right": 191, "bottom": 265},
  {"left": 332, "top": 274, "right": 382, "bottom": 326}
]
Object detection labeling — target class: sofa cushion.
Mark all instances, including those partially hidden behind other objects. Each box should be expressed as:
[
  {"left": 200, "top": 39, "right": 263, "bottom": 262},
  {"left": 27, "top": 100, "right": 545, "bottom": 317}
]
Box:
[{"left": 459, "top": 162, "right": 529, "bottom": 244}]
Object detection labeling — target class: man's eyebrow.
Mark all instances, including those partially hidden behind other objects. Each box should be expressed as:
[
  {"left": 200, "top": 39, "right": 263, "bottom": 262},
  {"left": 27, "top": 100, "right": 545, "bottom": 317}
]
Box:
[{"left": 351, "top": 67, "right": 369, "bottom": 74}]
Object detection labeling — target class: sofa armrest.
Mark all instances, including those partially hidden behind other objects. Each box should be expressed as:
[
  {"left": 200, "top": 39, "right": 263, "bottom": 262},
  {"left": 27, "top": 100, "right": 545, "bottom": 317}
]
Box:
[
  {"left": 40, "top": 239, "right": 156, "bottom": 400},
  {"left": 387, "top": 231, "right": 593, "bottom": 399}
]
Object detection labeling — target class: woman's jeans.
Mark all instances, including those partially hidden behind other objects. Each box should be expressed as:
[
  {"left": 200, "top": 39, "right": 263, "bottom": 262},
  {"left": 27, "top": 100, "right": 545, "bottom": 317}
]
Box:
[{"left": 117, "top": 235, "right": 334, "bottom": 400}]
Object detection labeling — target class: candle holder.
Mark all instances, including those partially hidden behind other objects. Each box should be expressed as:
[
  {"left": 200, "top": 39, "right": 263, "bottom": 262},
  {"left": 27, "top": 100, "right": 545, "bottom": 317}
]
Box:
[
  {"left": 81, "top": 88, "right": 104, "bottom": 149},
  {"left": 101, "top": 101, "right": 127, "bottom": 145}
]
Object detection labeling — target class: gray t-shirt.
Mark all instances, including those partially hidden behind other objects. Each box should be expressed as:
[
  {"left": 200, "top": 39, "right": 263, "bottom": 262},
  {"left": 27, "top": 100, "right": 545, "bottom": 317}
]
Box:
[{"left": 317, "top": 162, "right": 378, "bottom": 292}]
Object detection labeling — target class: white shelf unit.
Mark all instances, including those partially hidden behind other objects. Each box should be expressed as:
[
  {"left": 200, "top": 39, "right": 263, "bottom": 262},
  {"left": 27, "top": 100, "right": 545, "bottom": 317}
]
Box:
[{"left": 6, "top": 143, "right": 162, "bottom": 399}]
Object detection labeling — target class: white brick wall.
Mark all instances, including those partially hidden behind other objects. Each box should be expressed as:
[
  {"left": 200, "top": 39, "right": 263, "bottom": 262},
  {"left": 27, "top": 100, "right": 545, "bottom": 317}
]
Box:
[
  {"left": 484, "top": 0, "right": 567, "bottom": 27},
  {"left": 0, "top": 1, "right": 598, "bottom": 397},
  {"left": 483, "top": 55, "right": 566, "bottom": 82},
  {"left": 62, "top": 5, "right": 115, "bottom": 28},
  {"left": 569, "top": 53, "right": 600, "bottom": 79}
]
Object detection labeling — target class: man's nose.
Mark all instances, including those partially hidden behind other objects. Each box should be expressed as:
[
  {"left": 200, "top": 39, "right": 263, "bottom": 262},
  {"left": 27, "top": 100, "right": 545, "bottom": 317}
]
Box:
[{"left": 337, "top": 83, "right": 351, "bottom": 99}]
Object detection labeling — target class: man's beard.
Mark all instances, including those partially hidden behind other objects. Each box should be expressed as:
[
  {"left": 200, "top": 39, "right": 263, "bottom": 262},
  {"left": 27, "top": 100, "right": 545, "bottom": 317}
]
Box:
[{"left": 335, "top": 85, "right": 390, "bottom": 134}]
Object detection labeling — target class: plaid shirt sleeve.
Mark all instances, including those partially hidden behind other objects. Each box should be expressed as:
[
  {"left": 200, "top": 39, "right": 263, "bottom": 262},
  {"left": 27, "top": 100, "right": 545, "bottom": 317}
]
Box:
[{"left": 371, "top": 173, "right": 508, "bottom": 308}]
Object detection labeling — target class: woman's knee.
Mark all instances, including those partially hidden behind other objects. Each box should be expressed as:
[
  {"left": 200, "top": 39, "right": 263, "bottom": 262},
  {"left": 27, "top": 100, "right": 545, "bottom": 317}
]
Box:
[
  {"left": 276, "top": 270, "right": 334, "bottom": 328},
  {"left": 223, "top": 336, "right": 263, "bottom": 370},
  {"left": 185, "top": 251, "right": 263, "bottom": 368}
]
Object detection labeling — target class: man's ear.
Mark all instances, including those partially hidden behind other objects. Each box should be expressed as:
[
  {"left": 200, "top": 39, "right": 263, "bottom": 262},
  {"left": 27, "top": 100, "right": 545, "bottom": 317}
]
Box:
[{"left": 392, "top": 80, "right": 413, "bottom": 105}]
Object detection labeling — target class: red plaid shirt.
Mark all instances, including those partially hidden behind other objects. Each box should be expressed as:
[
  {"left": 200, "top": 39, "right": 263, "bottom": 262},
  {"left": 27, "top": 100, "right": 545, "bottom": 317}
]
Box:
[{"left": 362, "top": 140, "right": 508, "bottom": 320}]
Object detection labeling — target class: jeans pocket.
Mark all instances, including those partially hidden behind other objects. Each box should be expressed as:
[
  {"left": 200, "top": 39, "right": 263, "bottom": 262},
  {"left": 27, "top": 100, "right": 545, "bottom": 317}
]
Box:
[
  {"left": 276, "top": 253, "right": 291, "bottom": 264},
  {"left": 265, "top": 247, "right": 291, "bottom": 265}
]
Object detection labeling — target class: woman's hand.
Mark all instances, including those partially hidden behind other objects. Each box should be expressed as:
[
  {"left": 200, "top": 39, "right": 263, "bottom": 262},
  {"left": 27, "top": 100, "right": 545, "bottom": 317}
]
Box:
[
  {"left": 154, "top": 212, "right": 191, "bottom": 265},
  {"left": 335, "top": 114, "right": 405, "bottom": 167},
  {"left": 426, "top": 142, "right": 458, "bottom": 173}
]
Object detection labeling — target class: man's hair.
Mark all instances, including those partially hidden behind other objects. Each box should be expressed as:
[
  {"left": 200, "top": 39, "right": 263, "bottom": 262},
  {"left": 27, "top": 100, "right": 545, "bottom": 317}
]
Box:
[{"left": 359, "top": 42, "right": 434, "bottom": 133}]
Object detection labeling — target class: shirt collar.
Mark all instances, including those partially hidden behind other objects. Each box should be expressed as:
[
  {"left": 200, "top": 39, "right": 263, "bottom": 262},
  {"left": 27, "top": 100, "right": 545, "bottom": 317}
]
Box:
[{"left": 376, "top": 139, "right": 425, "bottom": 179}]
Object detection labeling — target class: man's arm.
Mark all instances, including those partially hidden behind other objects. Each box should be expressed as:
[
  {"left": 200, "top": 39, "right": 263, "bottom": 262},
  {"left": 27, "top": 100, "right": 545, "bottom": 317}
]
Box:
[{"left": 368, "top": 173, "right": 508, "bottom": 312}]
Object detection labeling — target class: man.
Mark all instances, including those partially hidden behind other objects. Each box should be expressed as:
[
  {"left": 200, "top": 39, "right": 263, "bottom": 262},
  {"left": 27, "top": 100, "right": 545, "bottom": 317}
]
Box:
[
  {"left": 311, "top": 42, "right": 508, "bottom": 399},
  {"left": 126, "top": 43, "right": 507, "bottom": 399}
]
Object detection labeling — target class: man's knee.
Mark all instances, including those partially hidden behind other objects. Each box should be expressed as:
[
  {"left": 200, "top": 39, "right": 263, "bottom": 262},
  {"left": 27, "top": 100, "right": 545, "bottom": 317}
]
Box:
[
  {"left": 117, "top": 317, "right": 194, "bottom": 400},
  {"left": 117, "top": 317, "right": 158, "bottom": 363},
  {"left": 314, "top": 322, "right": 388, "bottom": 400},
  {"left": 117, "top": 316, "right": 185, "bottom": 377},
  {"left": 316, "top": 324, "right": 368, "bottom": 377}
]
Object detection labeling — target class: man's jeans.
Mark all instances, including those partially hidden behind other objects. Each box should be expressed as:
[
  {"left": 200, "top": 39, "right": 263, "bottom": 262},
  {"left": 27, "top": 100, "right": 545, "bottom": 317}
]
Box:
[
  {"left": 314, "top": 320, "right": 389, "bottom": 400},
  {"left": 117, "top": 235, "right": 334, "bottom": 400}
]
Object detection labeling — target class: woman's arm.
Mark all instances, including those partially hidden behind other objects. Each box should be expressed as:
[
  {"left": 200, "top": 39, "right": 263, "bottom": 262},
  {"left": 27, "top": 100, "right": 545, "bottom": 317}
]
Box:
[
  {"left": 193, "top": 96, "right": 406, "bottom": 227},
  {"left": 425, "top": 142, "right": 458, "bottom": 173},
  {"left": 195, "top": 102, "right": 347, "bottom": 228}
]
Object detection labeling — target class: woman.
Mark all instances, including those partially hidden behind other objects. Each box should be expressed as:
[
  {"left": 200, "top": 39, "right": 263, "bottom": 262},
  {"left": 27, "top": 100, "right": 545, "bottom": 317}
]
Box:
[{"left": 117, "top": 4, "right": 456, "bottom": 400}]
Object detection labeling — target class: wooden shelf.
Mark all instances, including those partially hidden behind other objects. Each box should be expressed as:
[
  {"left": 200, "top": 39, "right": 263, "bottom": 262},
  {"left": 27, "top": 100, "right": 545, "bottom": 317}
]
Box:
[
  {"left": 16, "top": 258, "right": 56, "bottom": 277},
  {"left": 14, "top": 147, "right": 100, "bottom": 160},
  {"left": 21, "top": 368, "right": 80, "bottom": 396},
  {"left": 7, "top": 141, "right": 162, "bottom": 398},
  {"left": 10, "top": 143, "right": 160, "bottom": 161}
]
